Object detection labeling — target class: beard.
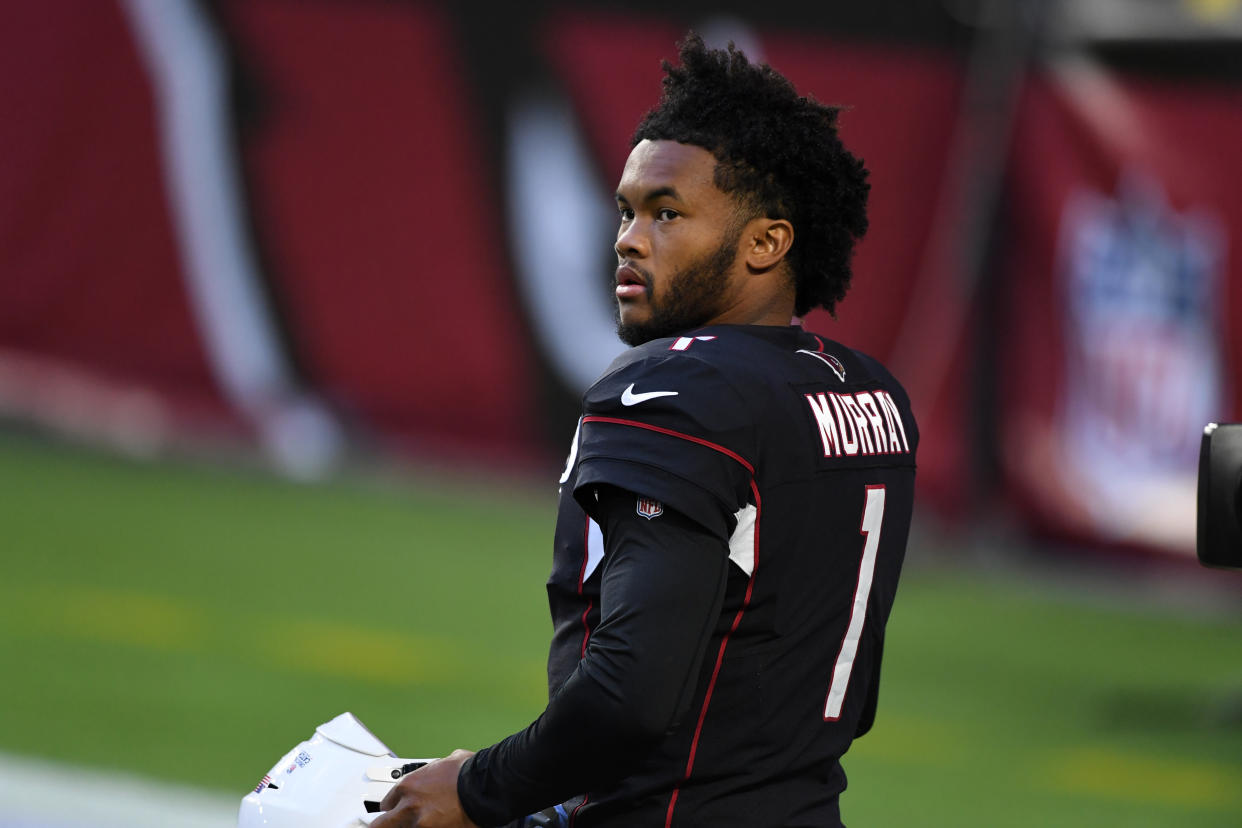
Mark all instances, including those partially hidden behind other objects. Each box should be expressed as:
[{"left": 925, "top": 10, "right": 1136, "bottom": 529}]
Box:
[{"left": 615, "top": 224, "right": 742, "bottom": 347}]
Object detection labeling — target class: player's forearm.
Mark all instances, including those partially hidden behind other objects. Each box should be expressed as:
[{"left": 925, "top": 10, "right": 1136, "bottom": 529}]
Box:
[{"left": 456, "top": 666, "right": 667, "bottom": 825}]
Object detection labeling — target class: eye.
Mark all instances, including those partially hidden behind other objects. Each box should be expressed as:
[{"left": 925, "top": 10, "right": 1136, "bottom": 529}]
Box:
[
  {"left": 618, "top": 206, "right": 634, "bottom": 222},
  {"left": 656, "top": 208, "right": 679, "bottom": 221}
]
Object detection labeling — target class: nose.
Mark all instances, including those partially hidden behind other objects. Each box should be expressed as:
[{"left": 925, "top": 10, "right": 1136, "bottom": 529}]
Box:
[{"left": 615, "top": 218, "right": 648, "bottom": 260}]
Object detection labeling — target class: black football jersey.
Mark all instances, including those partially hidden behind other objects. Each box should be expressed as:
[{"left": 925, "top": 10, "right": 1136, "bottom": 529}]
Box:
[{"left": 546, "top": 323, "right": 918, "bottom": 827}]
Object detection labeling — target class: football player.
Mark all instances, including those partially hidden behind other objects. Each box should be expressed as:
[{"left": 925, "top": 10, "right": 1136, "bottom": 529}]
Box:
[{"left": 374, "top": 32, "right": 917, "bottom": 828}]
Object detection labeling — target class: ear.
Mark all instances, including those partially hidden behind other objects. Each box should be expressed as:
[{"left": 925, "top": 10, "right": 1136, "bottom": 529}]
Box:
[{"left": 742, "top": 218, "right": 794, "bottom": 272}]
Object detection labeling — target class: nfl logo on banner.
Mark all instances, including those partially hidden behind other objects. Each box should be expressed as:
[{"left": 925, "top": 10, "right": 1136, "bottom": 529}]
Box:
[{"left": 636, "top": 497, "right": 663, "bottom": 520}]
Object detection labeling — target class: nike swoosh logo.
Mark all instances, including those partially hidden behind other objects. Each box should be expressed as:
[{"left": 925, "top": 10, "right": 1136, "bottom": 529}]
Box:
[{"left": 621, "top": 383, "right": 679, "bottom": 406}]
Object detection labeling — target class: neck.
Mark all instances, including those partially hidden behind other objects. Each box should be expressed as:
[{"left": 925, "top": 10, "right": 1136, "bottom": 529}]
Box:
[{"left": 708, "top": 270, "right": 796, "bottom": 327}]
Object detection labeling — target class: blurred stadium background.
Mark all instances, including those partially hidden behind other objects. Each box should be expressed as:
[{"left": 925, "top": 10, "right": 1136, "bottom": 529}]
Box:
[{"left": 2, "top": 0, "right": 1242, "bottom": 825}]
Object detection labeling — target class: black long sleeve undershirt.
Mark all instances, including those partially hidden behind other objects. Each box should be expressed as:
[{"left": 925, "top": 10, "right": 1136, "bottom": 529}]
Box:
[{"left": 456, "top": 486, "right": 730, "bottom": 827}]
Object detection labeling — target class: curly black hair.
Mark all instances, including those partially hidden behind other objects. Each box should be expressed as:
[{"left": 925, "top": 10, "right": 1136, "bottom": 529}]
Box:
[{"left": 632, "top": 33, "right": 870, "bottom": 317}]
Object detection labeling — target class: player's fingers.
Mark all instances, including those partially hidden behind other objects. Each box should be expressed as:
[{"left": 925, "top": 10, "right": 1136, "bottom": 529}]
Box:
[
  {"left": 379, "top": 779, "right": 407, "bottom": 813},
  {"left": 370, "top": 801, "right": 413, "bottom": 828}
]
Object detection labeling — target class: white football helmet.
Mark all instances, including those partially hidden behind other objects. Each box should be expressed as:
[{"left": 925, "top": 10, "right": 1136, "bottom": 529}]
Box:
[{"left": 238, "top": 712, "right": 433, "bottom": 827}]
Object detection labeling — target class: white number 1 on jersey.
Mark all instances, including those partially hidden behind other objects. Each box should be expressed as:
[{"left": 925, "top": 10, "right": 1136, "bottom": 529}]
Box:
[{"left": 824, "top": 485, "right": 886, "bottom": 720}]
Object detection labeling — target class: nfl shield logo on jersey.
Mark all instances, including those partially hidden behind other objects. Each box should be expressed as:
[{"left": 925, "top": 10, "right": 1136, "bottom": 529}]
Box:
[{"left": 636, "top": 497, "right": 664, "bottom": 520}]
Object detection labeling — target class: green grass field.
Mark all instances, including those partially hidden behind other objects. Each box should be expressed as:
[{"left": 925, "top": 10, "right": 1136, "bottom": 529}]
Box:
[{"left": 2, "top": 433, "right": 1241, "bottom": 826}]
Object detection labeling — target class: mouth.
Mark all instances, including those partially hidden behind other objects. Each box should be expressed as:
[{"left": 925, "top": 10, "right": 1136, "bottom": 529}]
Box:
[{"left": 615, "top": 264, "right": 649, "bottom": 300}]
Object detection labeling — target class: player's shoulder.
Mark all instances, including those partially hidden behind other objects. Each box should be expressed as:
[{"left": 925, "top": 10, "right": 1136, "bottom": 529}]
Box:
[
  {"left": 587, "top": 325, "right": 785, "bottom": 396},
  {"left": 820, "top": 337, "right": 909, "bottom": 397},
  {"left": 587, "top": 324, "right": 906, "bottom": 390},
  {"left": 582, "top": 326, "right": 782, "bottom": 440},
  {"left": 802, "top": 332, "right": 919, "bottom": 451},
  {"left": 584, "top": 324, "right": 912, "bottom": 418},
  {"left": 788, "top": 328, "right": 906, "bottom": 392}
]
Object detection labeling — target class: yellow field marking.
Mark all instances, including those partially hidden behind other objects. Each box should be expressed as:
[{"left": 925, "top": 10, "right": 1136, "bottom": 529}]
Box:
[
  {"left": 266, "top": 617, "right": 469, "bottom": 686},
  {"left": 1037, "top": 746, "right": 1242, "bottom": 810},
  {"left": 1184, "top": 0, "right": 1241, "bottom": 23},
  {"left": 848, "top": 713, "right": 973, "bottom": 765},
  {"left": 4, "top": 581, "right": 544, "bottom": 695},
  {"left": 15, "top": 583, "right": 206, "bottom": 652}
]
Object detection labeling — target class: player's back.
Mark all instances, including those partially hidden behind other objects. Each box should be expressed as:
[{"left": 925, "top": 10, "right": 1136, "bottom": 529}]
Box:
[{"left": 551, "top": 323, "right": 917, "bottom": 827}]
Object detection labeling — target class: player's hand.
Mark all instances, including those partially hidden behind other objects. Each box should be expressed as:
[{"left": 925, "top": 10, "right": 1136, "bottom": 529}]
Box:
[{"left": 371, "top": 749, "right": 479, "bottom": 828}]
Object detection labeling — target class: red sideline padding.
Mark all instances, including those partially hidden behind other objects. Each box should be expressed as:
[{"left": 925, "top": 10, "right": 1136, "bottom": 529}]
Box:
[
  {"left": 224, "top": 0, "right": 539, "bottom": 457},
  {"left": 0, "top": 1, "right": 230, "bottom": 421}
]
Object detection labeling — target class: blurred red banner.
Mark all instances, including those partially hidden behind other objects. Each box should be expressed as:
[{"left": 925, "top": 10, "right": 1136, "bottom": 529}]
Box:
[{"left": 998, "top": 66, "right": 1242, "bottom": 554}]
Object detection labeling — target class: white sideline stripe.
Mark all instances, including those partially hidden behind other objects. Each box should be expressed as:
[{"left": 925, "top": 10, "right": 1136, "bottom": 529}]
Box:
[{"left": 0, "top": 752, "right": 237, "bottom": 828}]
